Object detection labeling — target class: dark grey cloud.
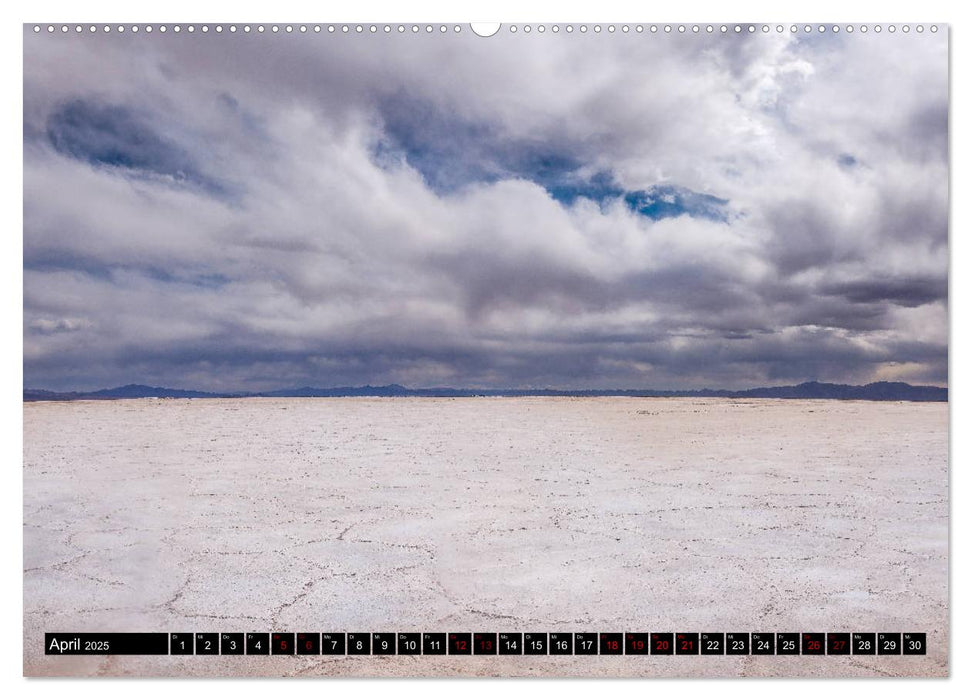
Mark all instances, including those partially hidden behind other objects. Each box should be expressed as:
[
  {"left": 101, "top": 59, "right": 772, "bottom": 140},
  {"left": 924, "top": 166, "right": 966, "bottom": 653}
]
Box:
[
  {"left": 22, "top": 27, "right": 949, "bottom": 391},
  {"left": 819, "top": 276, "right": 947, "bottom": 308},
  {"left": 763, "top": 199, "right": 852, "bottom": 275}
]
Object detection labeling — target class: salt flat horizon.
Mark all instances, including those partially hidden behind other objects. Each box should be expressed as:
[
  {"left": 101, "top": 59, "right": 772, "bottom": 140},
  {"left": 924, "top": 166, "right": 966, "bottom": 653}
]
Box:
[
  {"left": 22, "top": 378, "right": 950, "bottom": 400},
  {"left": 24, "top": 397, "right": 948, "bottom": 677}
]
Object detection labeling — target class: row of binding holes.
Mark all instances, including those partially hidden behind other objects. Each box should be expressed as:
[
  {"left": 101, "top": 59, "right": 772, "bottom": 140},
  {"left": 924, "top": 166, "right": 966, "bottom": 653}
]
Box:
[
  {"left": 512, "top": 24, "right": 936, "bottom": 33},
  {"left": 32, "top": 24, "right": 941, "bottom": 34},
  {"left": 32, "top": 24, "right": 463, "bottom": 34}
]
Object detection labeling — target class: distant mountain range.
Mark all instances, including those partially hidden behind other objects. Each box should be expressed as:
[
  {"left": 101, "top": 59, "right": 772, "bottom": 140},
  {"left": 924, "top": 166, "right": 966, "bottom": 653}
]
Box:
[{"left": 23, "top": 381, "right": 947, "bottom": 402}]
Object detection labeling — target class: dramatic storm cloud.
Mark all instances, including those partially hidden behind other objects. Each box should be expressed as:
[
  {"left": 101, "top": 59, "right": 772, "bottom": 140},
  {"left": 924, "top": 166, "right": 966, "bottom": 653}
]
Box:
[{"left": 23, "top": 26, "right": 948, "bottom": 391}]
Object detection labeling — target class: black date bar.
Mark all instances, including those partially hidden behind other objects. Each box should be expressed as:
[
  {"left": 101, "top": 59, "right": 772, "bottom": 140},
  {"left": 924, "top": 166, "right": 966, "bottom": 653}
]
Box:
[{"left": 46, "top": 633, "right": 169, "bottom": 655}]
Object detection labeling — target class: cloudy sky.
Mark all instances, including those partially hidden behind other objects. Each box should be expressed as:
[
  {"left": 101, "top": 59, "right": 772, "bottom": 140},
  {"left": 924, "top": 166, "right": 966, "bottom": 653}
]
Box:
[{"left": 23, "top": 26, "right": 948, "bottom": 391}]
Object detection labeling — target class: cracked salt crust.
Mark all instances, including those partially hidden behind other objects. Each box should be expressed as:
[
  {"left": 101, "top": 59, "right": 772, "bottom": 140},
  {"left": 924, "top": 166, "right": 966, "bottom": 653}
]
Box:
[{"left": 23, "top": 397, "right": 948, "bottom": 677}]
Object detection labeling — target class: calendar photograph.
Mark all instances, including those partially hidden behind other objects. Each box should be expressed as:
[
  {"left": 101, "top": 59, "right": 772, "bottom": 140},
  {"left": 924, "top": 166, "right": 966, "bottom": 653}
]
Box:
[{"left": 23, "top": 22, "right": 948, "bottom": 677}]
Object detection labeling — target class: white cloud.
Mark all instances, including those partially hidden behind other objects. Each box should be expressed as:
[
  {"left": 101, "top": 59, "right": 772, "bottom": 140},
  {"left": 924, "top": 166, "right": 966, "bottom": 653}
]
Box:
[{"left": 23, "top": 28, "right": 949, "bottom": 390}]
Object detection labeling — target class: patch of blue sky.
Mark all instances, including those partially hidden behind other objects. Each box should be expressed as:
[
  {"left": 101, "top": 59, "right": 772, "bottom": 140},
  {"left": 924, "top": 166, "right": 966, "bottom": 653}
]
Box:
[
  {"left": 532, "top": 170, "right": 731, "bottom": 223},
  {"left": 376, "top": 96, "right": 731, "bottom": 222},
  {"left": 624, "top": 185, "right": 731, "bottom": 222},
  {"left": 46, "top": 98, "right": 227, "bottom": 197},
  {"left": 539, "top": 170, "right": 624, "bottom": 206}
]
